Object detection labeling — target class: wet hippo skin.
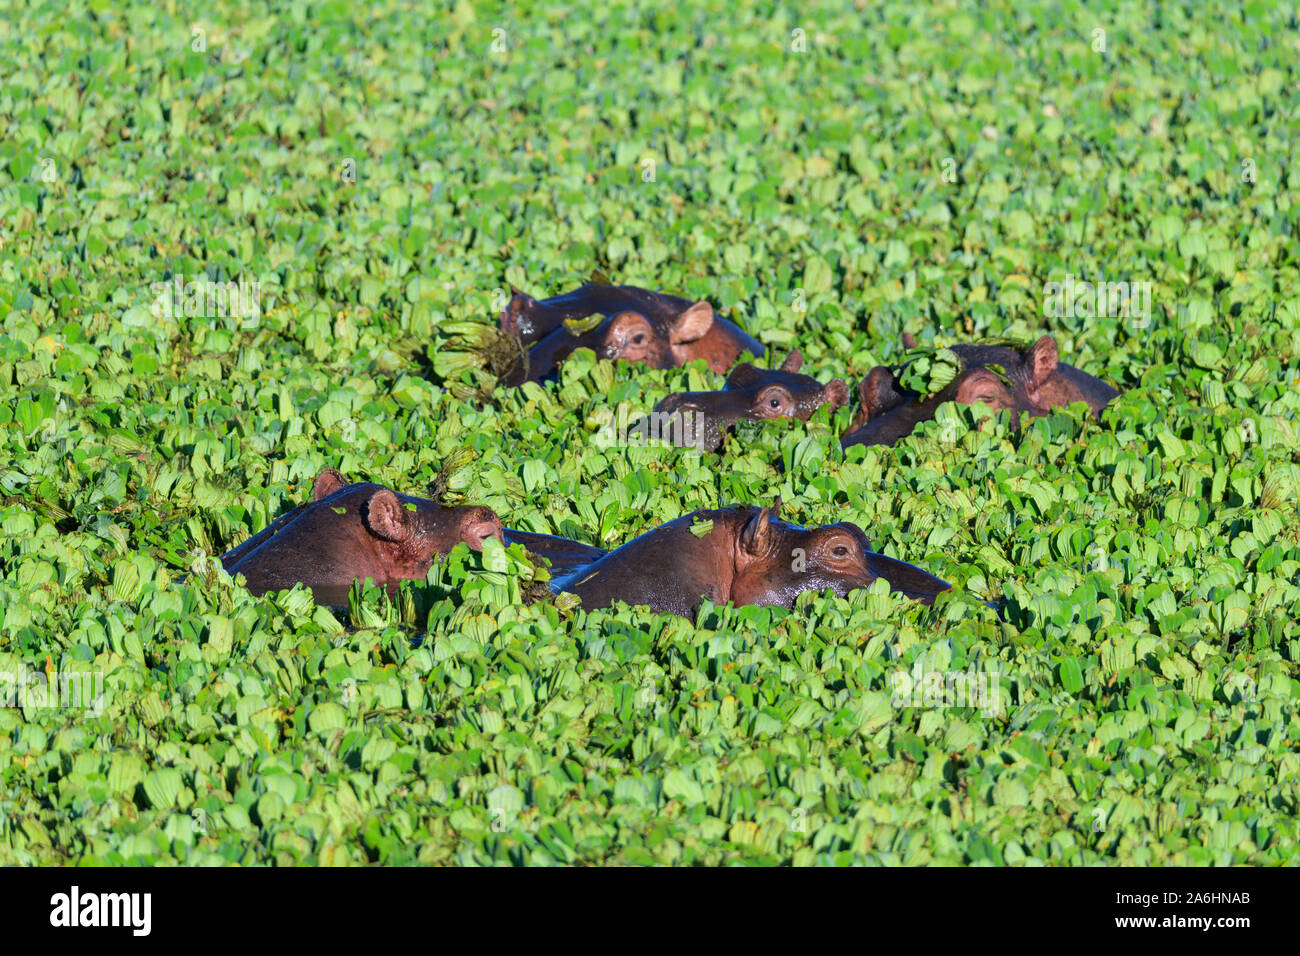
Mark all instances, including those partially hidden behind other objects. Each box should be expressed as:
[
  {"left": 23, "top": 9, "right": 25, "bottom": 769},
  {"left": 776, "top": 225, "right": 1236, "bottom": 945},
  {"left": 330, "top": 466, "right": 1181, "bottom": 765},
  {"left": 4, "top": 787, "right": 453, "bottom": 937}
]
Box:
[{"left": 552, "top": 500, "right": 949, "bottom": 617}]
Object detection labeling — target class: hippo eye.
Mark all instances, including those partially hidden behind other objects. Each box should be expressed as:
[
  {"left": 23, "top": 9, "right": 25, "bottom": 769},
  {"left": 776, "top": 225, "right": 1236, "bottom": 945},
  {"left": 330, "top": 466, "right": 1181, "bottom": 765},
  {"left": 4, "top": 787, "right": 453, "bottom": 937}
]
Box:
[
  {"left": 832, "top": 545, "right": 850, "bottom": 557},
  {"left": 631, "top": 332, "right": 647, "bottom": 346},
  {"left": 758, "top": 389, "right": 791, "bottom": 416}
]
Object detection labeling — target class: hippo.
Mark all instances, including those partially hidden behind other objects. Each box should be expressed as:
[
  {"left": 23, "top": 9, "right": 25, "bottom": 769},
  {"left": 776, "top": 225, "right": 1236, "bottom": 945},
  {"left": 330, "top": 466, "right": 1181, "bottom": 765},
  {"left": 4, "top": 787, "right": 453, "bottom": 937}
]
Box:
[
  {"left": 221, "top": 470, "right": 604, "bottom": 604},
  {"left": 552, "top": 500, "right": 950, "bottom": 617},
  {"left": 842, "top": 335, "right": 1121, "bottom": 449},
  {"left": 649, "top": 351, "right": 850, "bottom": 452},
  {"left": 220, "top": 469, "right": 504, "bottom": 604},
  {"left": 499, "top": 282, "right": 764, "bottom": 384}
]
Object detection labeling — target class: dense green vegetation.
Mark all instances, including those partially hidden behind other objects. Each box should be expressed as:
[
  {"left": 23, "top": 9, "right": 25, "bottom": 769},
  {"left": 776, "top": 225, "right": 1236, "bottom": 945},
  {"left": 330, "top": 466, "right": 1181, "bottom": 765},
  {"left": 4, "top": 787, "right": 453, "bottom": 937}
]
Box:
[{"left": 1, "top": 0, "right": 1298, "bottom": 865}]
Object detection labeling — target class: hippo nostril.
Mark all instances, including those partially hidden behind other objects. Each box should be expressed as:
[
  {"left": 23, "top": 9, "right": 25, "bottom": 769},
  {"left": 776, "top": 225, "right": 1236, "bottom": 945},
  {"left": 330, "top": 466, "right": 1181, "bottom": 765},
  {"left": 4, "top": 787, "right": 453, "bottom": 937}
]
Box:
[
  {"left": 468, "top": 523, "right": 501, "bottom": 549},
  {"left": 464, "top": 509, "right": 504, "bottom": 550}
]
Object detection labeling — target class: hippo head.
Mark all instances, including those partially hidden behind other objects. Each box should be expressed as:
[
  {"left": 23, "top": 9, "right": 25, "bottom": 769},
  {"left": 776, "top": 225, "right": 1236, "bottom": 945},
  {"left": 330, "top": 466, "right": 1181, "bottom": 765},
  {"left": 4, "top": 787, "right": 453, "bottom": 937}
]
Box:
[
  {"left": 222, "top": 469, "right": 505, "bottom": 603},
  {"left": 572, "top": 301, "right": 720, "bottom": 369},
  {"left": 844, "top": 335, "right": 1120, "bottom": 448},
  {"left": 312, "top": 471, "right": 504, "bottom": 573},
  {"left": 357, "top": 488, "right": 501, "bottom": 562},
  {"left": 729, "top": 500, "right": 950, "bottom": 607},
  {"left": 652, "top": 352, "right": 850, "bottom": 452}
]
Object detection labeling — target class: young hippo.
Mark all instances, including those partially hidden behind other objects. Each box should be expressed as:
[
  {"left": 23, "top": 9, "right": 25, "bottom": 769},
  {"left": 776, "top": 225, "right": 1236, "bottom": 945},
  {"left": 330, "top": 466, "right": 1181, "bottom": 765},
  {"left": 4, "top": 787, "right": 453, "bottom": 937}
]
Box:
[
  {"left": 842, "top": 335, "right": 1121, "bottom": 449},
  {"left": 552, "top": 500, "right": 949, "bottom": 617},
  {"left": 499, "top": 282, "right": 764, "bottom": 384},
  {"left": 650, "top": 352, "right": 850, "bottom": 452},
  {"left": 221, "top": 469, "right": 503, "bottom": 604}
]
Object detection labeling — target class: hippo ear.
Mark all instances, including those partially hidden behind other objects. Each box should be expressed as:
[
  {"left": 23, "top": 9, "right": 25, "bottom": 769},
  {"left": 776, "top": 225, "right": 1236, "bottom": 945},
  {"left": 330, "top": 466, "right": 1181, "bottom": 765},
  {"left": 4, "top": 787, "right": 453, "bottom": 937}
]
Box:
[
  {"left": 1026, "top": 335, "right": 1059, "bottom": 391},
  {"left": 364, "top": 489, "right": 411, "bottom": 543},
  {"left": 859, "top": 366, "right": 902, "bottom": 420},
  {"left": 779, "top": 351, "right": 804, "bottom": 373},
  {"left": 312, "top": 469, "right": 348, "bottom": 501},
  {"left": 725, "top": 362, "right": 760, "bottom": 388},
  {"left": 822, "top": 378, "right": 850, "bottom": 410},
  {"left": 740, "top": 499, "right": 781, "bottom": 556},
  {"left": 670, "top": 301, "right": 716, "bottom": 344},
  {"left": 499, "top": 289, "right": 537, "bottom": 336}
]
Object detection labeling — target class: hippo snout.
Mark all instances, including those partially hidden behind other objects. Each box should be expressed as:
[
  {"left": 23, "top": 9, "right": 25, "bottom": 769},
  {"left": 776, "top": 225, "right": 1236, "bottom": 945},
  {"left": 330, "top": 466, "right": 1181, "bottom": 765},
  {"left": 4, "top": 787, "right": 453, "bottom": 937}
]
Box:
[{"left": 461, "top": 507, "right": 504, "bottom": 550}]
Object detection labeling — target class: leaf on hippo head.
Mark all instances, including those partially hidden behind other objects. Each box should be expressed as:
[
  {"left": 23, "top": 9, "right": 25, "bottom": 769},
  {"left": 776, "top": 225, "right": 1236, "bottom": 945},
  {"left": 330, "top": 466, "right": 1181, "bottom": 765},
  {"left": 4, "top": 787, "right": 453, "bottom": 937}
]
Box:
[
  {"left": 928, "top": 349, "right": 962, "bottom": 391},
  {"left": 331, "top": 507, "right": 347, "bottom": 515},
  {"left": 983, "top": 363, "right": 1015, "bottom": 389},
  {"left": 897, "top": 347, "right": 962, "bottom": 396},
  {"left": 900, "top": 355, "right": 932, "bottom": 392},
  {"left": 563, "top": 313, "right": 605, "bottom": 336},
  {"left": 689, "top": 518, "right": 714, "bottom": 538}
]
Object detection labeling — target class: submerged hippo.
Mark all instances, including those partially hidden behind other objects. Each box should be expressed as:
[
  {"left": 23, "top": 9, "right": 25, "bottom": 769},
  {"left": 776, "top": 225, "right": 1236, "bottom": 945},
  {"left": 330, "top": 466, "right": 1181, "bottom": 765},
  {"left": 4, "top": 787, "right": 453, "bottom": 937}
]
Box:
[
  {"left": 843, "top": 335, "right": 1121, "bottom": 449},
  {"left": 221, "top": 470, "right": 504, "bottom": 604},
  {"left": 221, "top": 470, "right": 605, "bottom": 603},
  {"left": 552, "top": 500, "right": 950, "bottom": 617},
  {"left": 650, "top": 351, "right": 850, "bottom": 452},
  {"left": 499, "top": 282, "right": 764, "bottom": 384}
]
